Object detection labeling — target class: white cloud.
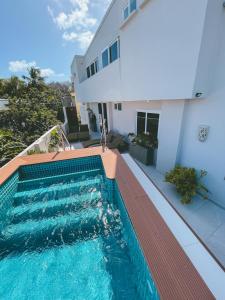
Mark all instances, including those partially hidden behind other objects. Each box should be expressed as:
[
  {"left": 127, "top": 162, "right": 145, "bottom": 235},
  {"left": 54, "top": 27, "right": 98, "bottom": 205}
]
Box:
[
  {"left": 48, "top": 1, "right": 96, "bottom": 31},
  {"left": 9, "top": 60, "right": 37, "bottom": 72},
  {"left": 8, "top": 60, "right": 64, "bottom": 79},
  {"left": 62, "top": 30, "right": 93, "bottom": 49},
  {"left": 48, "top": 0, "right": 100, "bottom": 49},
  {"left": 62, "top": 31, "right": 78, "bottom": 41},
  {"left": 40, "top": 68, "right": 55, "bottom": 77}
]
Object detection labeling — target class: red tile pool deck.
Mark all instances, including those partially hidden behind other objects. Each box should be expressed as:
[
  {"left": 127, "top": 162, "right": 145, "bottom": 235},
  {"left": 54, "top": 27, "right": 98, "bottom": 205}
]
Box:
[{"left": 0, "top": 148, "right": 214, "bottom": 299}]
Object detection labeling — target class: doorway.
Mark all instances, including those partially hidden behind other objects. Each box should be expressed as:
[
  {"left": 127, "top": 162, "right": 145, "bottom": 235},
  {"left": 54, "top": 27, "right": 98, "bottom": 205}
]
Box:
[{"left": 98, "top": 103, "right": 108, "bottom": 133}]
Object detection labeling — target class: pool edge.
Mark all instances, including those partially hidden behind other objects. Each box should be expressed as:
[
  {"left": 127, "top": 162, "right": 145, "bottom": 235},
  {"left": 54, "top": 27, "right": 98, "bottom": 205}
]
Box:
[{"left": 0, "top": 147, "right": 215, "bottom": 299}]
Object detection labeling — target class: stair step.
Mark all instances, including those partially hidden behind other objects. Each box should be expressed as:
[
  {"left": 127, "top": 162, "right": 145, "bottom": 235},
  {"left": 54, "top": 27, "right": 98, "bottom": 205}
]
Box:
[
  {"left": 13, "top": 178, "right": 102, "bottom": 206},
  {"left": 18, "top": 168, "right": 103, "bottom": 192},
  {"left": 0, "top": 208, "right": 103, "bottom": 256},
  {"left": 10, "top": 191, "right": 102, "bottom": 224}
]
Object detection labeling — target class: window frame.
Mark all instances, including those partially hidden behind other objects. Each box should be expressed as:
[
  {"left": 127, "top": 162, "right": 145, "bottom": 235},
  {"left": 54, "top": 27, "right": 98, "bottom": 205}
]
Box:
[
  {"left": 118, "top": 103, "right": 122, "bottom": 111},
  {"left": 136, "top": 109, "right": 160, "bottom": 135},
  {"left": 101, "top": 47, "right": 109, "bottom": 68},
  {"left": 130, "top": 0, "right": 137, "bottom": 14},
  {"left": 86, "top": 58, "right": 98, "bottom": 79},
  {"left": 109, "top": 39, "right": 119, "bottom": 63},
  {"left": 86, "top": 66, "right": 90, "bottom": 78},
  {"left": 123, "top": 0, "right": 137, "bottom": 21}
]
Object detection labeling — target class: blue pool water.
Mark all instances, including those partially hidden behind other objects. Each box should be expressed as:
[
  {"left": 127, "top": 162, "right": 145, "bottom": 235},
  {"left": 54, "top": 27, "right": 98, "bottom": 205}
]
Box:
[{"left": 0, "top": 156, "right": 159, "bottom": 299}]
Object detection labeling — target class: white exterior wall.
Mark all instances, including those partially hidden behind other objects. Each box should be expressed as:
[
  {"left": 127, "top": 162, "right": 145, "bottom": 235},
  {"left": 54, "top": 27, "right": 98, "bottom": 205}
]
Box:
[
  {"left": 111, "top": 100, "right": 185, "bottom": 173},
  {"left": 72, "top": 0, "right": 225, "bottom": 206},
  {"left": 72, "top": 0, "right": 211, "bottom": 103},
  {"left": 179, "top": 0, "right": 225, "bottom": 207}
]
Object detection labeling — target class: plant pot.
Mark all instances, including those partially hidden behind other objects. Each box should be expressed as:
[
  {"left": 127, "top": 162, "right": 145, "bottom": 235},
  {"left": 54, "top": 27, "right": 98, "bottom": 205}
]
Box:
[{"left": 129, "top": 143, "right": 154, "bottom": 165}]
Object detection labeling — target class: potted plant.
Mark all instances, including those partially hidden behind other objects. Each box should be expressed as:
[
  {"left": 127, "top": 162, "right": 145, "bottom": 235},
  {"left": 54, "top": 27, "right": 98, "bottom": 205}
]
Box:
[
  {"left": 165, "top": 166, "right": 209, "bottom": 204},
  {"left": 129, "top": 132, "right": 158, "bottom": 165}
]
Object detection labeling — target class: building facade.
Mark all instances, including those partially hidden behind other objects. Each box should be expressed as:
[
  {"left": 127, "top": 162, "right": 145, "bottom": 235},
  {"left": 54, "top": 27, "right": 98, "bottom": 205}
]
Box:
[{"left": 71, "top": 0, "right": 225, "bottom": 207}]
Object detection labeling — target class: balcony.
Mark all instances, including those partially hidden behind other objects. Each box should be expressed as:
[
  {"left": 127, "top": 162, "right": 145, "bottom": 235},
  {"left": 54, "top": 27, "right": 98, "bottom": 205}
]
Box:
[{"left": 76, "top": 60, "right": 121, "bottom": 103}]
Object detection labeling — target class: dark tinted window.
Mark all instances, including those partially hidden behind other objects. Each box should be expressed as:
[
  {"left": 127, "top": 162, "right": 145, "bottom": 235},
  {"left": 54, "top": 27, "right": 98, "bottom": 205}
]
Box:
[
  {"left": 130, "top": 0, "right": 137, "bottom": 13},
  {"left": 102, "top": 49, "right": 109, "bottom": 68},
  {"left": 90, "top": 63, "right": 95, "bottom": 76},
  {"left": 118, "top": 103, "right": 122, "bottom": 111},
  {"left": 95, "top": 60, "right": 98, "bottom": 73},
  {"left": 86, "top": 67, "right": 90, "bottom": 78},
  {"left": 147, "top": 113, "right": 159, "bottom": 138},
  {"left": 109, "top": 41, "right": 118, "bottom": 63},
  {"left": 137, "top": 112, "right": 146, "bottom": 134},
  {"left": 124, "top": 6, "right": 129, "bottom": 20}
]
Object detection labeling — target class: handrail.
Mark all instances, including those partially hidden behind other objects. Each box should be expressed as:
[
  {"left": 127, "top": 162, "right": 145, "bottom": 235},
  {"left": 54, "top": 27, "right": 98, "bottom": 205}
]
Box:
[
  {"left": 100, "top": 118, "right": 107, "bottom": 152},
  {"left": 58, "top": 125, "right": 71, "bottom": 150}
]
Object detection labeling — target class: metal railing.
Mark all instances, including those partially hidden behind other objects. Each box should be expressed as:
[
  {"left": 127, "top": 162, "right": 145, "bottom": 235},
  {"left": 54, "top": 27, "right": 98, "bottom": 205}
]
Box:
[
  {"left": 59, "top": 125, "right": 71, "bottom": 151},
  {"left": 100, "top": 118, "right": 107, "bottom": 152}
]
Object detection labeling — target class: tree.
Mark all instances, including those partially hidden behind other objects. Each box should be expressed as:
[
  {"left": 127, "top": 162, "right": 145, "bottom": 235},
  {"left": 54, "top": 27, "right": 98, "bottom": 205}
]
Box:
[
  {"left": 0, "top": 68, "right": 68, "bottom": 163},
  {"left": 22, "top": 67, "right": 45, "bottom": 88},
  {"left": 0, "top": 130, "right": 26, "bottom": 166}
]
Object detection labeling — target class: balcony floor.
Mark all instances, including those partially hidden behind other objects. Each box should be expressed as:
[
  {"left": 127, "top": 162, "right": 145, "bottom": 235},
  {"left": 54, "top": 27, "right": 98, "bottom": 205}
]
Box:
[{"left": 134, "top": 159, "right": 225, "bottom": 270}]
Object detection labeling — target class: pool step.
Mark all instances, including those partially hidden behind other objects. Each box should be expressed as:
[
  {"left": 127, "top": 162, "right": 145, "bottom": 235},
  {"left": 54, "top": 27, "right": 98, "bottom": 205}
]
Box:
[
  {"left": 17, "top": 169, "right": 103, "bottom": 192},
  {"left": 13, "top": 178, "right": 102, "bottom": 206},
  {"left": 0, "top": 207, "right": 103, "bottom": 257},
  {"left": 10, "top": 191, "right": 102, "bottom": 224}
]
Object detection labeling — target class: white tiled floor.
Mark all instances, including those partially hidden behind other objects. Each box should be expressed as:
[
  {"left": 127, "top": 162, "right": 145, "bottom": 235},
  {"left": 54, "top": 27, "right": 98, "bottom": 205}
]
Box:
[
  {"left": 122, "top": 153, "right": 225, "bottom": 299},
  {"left": 134, "top": 159, "right": 225, "bottom": 269}
]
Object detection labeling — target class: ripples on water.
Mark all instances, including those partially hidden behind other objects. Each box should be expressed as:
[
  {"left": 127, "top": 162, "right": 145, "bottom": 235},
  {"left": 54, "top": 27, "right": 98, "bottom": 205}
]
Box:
[{"left": 0, "top": 170, "right": 156, "bottom": 300}]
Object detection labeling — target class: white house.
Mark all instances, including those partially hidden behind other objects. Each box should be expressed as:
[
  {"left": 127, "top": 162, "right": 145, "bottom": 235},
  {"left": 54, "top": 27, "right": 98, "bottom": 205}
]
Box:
[{"left": 71, "top": 0, "right": 225, "bottom": 208}]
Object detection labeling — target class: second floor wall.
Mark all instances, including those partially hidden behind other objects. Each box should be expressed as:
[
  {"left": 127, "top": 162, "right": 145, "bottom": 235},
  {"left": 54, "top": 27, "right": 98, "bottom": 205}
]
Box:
[{"left": 72, "top": 0, "right": 221, "bottom": 103}]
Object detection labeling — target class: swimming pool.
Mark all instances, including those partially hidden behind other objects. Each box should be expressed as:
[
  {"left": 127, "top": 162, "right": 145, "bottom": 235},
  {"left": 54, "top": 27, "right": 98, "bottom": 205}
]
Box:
[{"left": 0, "top": 155, "right": 159, "bottom": 299}]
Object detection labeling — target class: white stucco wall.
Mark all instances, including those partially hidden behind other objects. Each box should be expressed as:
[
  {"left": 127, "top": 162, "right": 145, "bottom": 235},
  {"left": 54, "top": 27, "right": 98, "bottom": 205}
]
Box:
[
  {"left": 179, "top": 0, "right": 225, "bottom": 207},
  {"left": 120, "top": 0, "right": 208, "bottom": 101},
  {"left": 72, "top": 0, "right": 210, "bottom": 102},
  {"left": 111, "top": 100, "right": 185, "bottom": 173}
]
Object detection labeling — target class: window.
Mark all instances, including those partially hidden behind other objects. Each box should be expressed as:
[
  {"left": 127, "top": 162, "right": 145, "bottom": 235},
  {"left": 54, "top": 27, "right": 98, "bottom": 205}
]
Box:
[
  {"left": 109, "top": 40, "right": 118, "bottom": 63},
  {"left": 114, "top": 103, "right": 122, "bottom": 111},
  {"left": 130, "top": 0, "right": 137, "bottom": 13},
  {"left": 123, "top": 6, "right": 129, "bottom": 20},
  {"left": 86, "top": 66, "right": 90, "bottom": 78},
  {"left": 137, "top": 112, "right": 146, "bottom": 134},
  {"left": 137, "top": 111, "right": 159, "bottom": 139},
  {"left": 102, "top": 49, "right": 109, "bottom": 68},
  {"left": 102, "top": 38, "right": 120, "bottom": 69},
  {"left": 90, "top": 62, "right": 95, "bottom": 76},
  {"left": 123, "top": 0, "right": 136, "bottom": 20},
  {"left": 95, "top": 60, "right": 98, "bottom": 73},
  {"left": 86, "top": 58, "right": 98, "bottom": 79}
]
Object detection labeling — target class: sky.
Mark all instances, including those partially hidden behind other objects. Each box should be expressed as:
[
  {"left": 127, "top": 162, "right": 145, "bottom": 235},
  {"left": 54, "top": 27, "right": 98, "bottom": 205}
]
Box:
[{"left": 0, "top": 0, "right": 111, "bottom": 82}]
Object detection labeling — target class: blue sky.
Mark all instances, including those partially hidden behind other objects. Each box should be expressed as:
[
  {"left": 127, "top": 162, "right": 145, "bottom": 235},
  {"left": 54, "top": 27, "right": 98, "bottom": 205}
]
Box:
[{"left": 0, "top": 0, "right": 110, "bottom": 82}]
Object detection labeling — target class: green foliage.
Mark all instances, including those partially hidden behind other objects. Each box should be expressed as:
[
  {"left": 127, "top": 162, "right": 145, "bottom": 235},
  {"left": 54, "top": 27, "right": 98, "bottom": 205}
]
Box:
[
  {"left": 134, "top": 133, "right": 158, "bottom": 149},
  {"left": 165, "top": 166, "right": 209, "bottom": 204},
  {"left": 0, "top": 129, "right": 26, "bottom": 166},
  {"left": 0, "top": 68, "right": 68, "bottom": 163},
  {"left": 48, "top": 128, "right": 62, "bottom": 152},
  {"left": 27, "top": 149, "right": 46, "bottom": 155}
]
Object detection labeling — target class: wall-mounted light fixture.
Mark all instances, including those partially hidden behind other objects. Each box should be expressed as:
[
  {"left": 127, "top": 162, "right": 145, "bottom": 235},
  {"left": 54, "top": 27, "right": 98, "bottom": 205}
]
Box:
[{"left": 195, "top": 92, "right": 203, "bottom": 98}]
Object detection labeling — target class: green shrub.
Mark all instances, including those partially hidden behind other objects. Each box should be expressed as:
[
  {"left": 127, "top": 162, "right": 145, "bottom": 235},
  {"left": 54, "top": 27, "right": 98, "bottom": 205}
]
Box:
[
  {"left": 165, "top": 166, "right": 209, "bottom": 204},
  {"left": 134, "top": 133, "right": 158, "bottom": 149},
  {"left": 48, "top": 128, "right": 61, "bottom": 152},
  {"left": 27, "top": 149, "right": 46, "bottom": 155}
]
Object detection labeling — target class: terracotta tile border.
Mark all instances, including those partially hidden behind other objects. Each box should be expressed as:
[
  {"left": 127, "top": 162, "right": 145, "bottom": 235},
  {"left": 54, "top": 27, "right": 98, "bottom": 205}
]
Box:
[{"left": 0, "top": 148, "right": 214, "bottom": 299}]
